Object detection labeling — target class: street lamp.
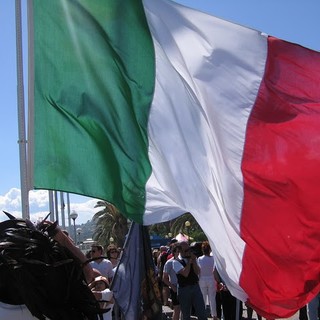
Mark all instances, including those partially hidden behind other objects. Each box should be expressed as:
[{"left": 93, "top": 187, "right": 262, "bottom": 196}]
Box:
[
  {"left": 70, "top": 210, "right": 78, "bottom": 244},
  {"left": 109, "top": 237, "right": 114, "bottom": 244},
  {"left": 185, "top": 220, "right": 191, "bottom": 242},
  {"left": 76, "top": 227, "right": 82, "bottom": 245}
]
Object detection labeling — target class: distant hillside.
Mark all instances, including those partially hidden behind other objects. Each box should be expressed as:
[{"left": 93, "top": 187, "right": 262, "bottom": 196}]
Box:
[{"left": 66, "top": 219, "right": 96, "bottom": 244}]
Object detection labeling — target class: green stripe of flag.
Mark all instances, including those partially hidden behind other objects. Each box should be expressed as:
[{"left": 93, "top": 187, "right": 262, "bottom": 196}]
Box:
[{"left": 31, "top": 0, "right": 155, "bottom": 222}]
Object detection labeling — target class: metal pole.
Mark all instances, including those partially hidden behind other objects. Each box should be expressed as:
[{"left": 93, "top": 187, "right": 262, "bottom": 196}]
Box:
[
  {"left": 60, "top": 192, "right": 65, "bottom": 229},
  {"left": 48, "top": 190, "right": 54, "bottom": 221},
  {"left": 70, "top": 211, "right": 78, "bottom": 244},
  {"left": 15, "top": 0, "right": 29, "bottom": 219},
  {"left": 73, "top": 220, "right": 77, "bottom": 244},
  {"left": 67, "top": 193, "right": 71, "bottom": 227},
  {"left": 54, "top": 191, "right": 59, "bottom": 224}
]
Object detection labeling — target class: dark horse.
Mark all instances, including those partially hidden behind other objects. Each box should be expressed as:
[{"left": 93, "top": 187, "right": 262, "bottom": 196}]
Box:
[{"left": 0, "top": 212, "right": 104, "bottom": 320}]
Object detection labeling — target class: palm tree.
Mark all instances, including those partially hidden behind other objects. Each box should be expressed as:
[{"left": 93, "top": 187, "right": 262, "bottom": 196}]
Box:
[
  {"left": 148, "top": 212, "right": 206, "bottom": 241},
  {"left": 92, "top": 200, "right": 129, "bottom": 248},
  {"left": 148, "top": 220, "right": 172, "bottom": 237},
  {"left": 170, "top": 212, "right": 195, "bottom": 236}
]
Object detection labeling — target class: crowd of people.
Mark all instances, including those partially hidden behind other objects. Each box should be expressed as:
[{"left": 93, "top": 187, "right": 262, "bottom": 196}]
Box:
[
  {"left": 153, "top": 239, "right": 319, "bottom": 320},
  {"left": 0, "top": 215, "right": 318, "bottom": 320},
  {"left": 154, "top": 239, "right": 242, "bottom": 320},
  {"left": 85, "top": 236, "right": 320, "bottom": 320}
]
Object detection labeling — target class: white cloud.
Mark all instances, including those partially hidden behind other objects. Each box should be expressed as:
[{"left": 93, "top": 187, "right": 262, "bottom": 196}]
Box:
[
  {"left": 0, "top": 188, "right": 99, "bottom": 225},
  {"left": 70, "top": 198, "right": 99, "bottom": 224},
  {"left": 29, "top": 189, "right": 51, "bottom": 208},
  {"left": 0, "top": 188, "right": 21, "bottom": 209}
]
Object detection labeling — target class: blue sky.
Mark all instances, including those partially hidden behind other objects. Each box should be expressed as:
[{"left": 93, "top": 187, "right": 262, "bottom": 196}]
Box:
[{"left": 0, "top": 0, "right": 319, "bottom": 224}]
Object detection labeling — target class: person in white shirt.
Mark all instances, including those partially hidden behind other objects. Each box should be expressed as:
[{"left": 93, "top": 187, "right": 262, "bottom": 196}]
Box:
[
  {"left": 162, "top": 244, "right": 181, "bottom": 320},
  {"left": 197, "top": 241, "right": 217, "bottom": 319},
  {"left": 106, "top": 244, "right": 120, "bottom": 270},
  {"left": 89, "top": 275, "right": 114, "bottom": 320},
  {"left": 90, "top": 245, "right": 114, "bottom": 281}
]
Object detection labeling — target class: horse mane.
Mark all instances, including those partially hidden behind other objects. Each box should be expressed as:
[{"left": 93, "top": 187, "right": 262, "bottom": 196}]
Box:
[{"left": 0, "top": 212, "right": 104, "bottom": 320}]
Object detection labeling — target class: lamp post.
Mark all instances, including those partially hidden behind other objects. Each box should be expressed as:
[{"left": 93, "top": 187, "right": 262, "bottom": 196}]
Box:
[
  {"left": 70, "top": 210, "right": 78, "bottom": 244},
  {"left": 109, "top": 237, "right": 114, "bottom": 244},
  {"left": 185, "top": 220, "right": 191, "bottom": 242},
  {"left": 76, "top": 227, "right": 82, "bottom": 245}
]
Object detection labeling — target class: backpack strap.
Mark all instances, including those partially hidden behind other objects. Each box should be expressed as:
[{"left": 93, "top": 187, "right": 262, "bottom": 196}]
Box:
[{"left": 177, "top": 258, "right": 186, "bottom": 267}]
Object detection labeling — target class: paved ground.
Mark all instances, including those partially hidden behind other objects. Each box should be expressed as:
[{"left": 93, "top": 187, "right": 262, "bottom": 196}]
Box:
[{"left": 162, "top": 305, "right": 300, "bottom": 320}]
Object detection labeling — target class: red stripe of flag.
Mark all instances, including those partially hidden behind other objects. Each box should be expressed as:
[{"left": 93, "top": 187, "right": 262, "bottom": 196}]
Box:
[{"left": 240, "top": 36, "right": 320, "bottom": 318}]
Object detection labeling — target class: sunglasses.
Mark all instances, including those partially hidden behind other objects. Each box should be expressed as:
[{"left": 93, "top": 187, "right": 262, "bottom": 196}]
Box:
[
  {"left": 110, "top": 250, "right": 118, "bottom": 253},
  {"left": 91, "top": 250, "right": 96, "bottom": 253}
]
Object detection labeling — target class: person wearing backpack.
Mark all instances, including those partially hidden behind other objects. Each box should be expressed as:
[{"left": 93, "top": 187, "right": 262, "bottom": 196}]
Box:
[{"left": 172, "top": 241, "right": 207, "bottom": 320}]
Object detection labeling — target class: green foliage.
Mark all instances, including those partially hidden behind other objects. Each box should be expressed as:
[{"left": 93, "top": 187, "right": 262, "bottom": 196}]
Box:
[
  {"left": 91, "top": 202, "right": 207, "bottom": 248},
  {"left": 148, "top": 212, "right": 206, "bottom": 241},
  {"left": 92, "top": 200, "right": 129, "bottom": 248}
]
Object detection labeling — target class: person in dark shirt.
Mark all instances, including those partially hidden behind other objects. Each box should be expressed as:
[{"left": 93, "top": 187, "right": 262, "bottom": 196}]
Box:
[
  {"left": 214, "top": 268, "right": 242, "bottom": 320},
  {"left": 172, "top": 241, "right": 207, "bottom": 320}
]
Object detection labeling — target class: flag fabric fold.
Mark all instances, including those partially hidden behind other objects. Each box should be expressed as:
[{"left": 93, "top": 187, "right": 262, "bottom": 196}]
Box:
[
  {"left": 29, "top": 0, "right": 320, "bottom": 317},
  {"left": 110, "top": 222, "right": 162, "bottom": 319}
]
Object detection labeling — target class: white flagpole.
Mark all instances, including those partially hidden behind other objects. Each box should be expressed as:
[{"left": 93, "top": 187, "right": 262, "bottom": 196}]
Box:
[
  {"left": 67, "top": 193, "right": 71, "bottom": 227},
  {"left": 15, "top": 0, "right": 29, "bottom": 219},
  {"left": 54, "top": 191, "right": 59, "bottom": 224},
  {"left": 60, "top": 192, "right": 66, "bottom": 229},
  {"left": 48, "top": 190, "right": 54, "bottom": 221}
]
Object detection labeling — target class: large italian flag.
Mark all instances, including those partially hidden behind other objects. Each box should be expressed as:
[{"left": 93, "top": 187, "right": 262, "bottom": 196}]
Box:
[{"left": 28, "top": 0, "right": 320, "bottom": 317}]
